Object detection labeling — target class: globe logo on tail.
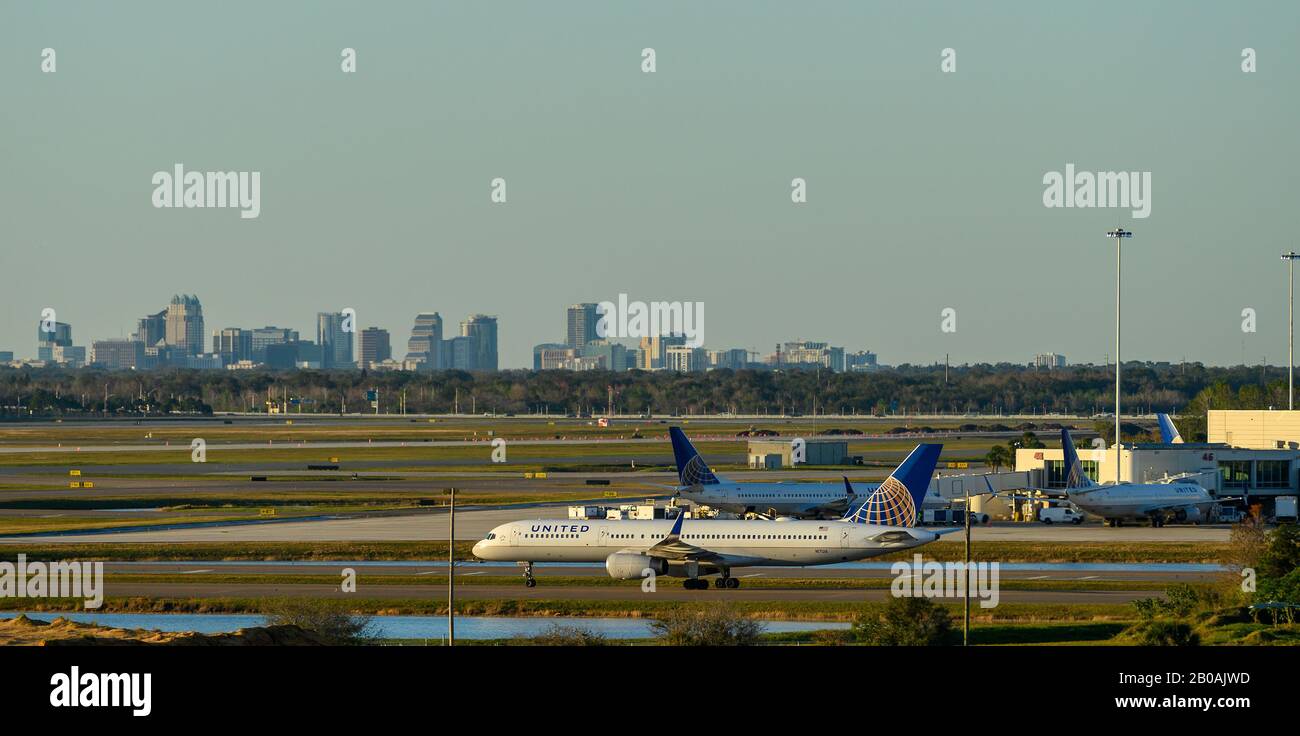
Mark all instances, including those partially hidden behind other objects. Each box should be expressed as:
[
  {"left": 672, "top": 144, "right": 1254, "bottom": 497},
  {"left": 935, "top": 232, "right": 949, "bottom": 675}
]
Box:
[
  {"left": 848, "top": 476, "right": 918, "bottom": 526},
  {"left": 681, "top": 455, "right": 718, "bottom": 486}
]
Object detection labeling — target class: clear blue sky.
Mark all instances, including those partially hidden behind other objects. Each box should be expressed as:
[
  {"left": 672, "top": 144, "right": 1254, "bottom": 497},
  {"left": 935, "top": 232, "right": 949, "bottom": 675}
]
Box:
[{"left": 2, "top": 1, "right": 1297, "bottom": 368}]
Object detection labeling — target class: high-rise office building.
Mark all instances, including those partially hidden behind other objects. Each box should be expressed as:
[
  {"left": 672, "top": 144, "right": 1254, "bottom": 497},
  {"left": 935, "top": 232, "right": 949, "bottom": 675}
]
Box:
[
  {"left": 213, "top": 328, "right": 252, "bottom": 365},
  {"left": 665, "top": 345, "right": 707, "bottom": 372},
  {"left": 404, "top": 312, "right": 443, "bottom": 371},
  {"left": 36, "top": 321, "right": 72, "bottom": 361},
  {"left": 566, "top": 303, "right": 600, "bottom": 350},
  {"left": 51, "top": 344, "right": 86, "bottom": 368},
  {"left": 446, "top": 334, "right": 478, "bottom": 370},
  {"left": 533, "top": 343, "right": 568, "bottom": 370},
  {"left": 133, "top": 310, "right": 167, "bottom": 348},
  {"left": 708, "top": 348, "right": 750, "bottom": 370},
  {"left": 358, "top": 327, "right": 391, "bottom": 367},
  {"left": 459, "top": 315, "right": 497, "bottom": 371},
  {"left": 250, "top": 326, "right": 299, "bottom": 362},
  {"left": 639, "top": 334, "right": 687, "bottom": 370},
  {"left": 581, "top": 340, "right": 630, "bottom": 371},
  {"left": 164, "top": 295, "right": 205, "bottom": 355},
  {"left": 317, "top": 312, "right": 354, "bottom": 369},
  {"left": 91, "top": 339, "right": 144, "bottom": 370}
]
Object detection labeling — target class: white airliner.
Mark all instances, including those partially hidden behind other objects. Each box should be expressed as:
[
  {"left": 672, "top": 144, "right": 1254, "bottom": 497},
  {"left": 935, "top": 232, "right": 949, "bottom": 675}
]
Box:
[
  {"left": 1034, "top": 429, "right": 1215, "bottom": 527},
  {"left": 667, "top": 427, "right": 875, "bottom": 518},
  {"left": 473, "top": 443, "right": 947, "bottom": 589}
]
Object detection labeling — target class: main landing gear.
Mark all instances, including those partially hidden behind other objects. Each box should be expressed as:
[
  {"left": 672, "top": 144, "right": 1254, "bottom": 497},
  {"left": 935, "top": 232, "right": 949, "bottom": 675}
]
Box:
[
  {"left": 683, "top": 574, "right": 740, "bottom": 590},
  {"left": 521, "top": 561, "right": 536, "bottom": 587}
]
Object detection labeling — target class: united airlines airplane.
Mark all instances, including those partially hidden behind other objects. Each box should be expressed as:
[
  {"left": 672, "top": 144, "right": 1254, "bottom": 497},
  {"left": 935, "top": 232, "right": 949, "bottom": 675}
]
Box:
[
  {"left": 668, "top": 426, "right": 879, "bottom": 518},
  {"left": 473, "top": 443, "right": 946, "bottom": 589},
  {"left": 1039, "top": 429, "right": 1214, "bottom": 527}
]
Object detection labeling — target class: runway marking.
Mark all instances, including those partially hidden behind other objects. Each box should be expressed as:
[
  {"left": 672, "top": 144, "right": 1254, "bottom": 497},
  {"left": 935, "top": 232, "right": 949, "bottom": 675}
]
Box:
[
  {"left": 739, "top": 573, "right": 764, "bottom": 578},
  {"left": 1025, "top": 575, "right": 1050, "bottom": 580},
  {"left": 1077, "top": 575, "right": 1100, "bottom": 580},
  {"left": 461, "top": 571, "right": 486, "bottom": 576},
  {"left": 416, "top": 571, "right": 440, "bottom": 575},
  {"left": 180, "top": 569, "right": 214, "bottom": 574}
]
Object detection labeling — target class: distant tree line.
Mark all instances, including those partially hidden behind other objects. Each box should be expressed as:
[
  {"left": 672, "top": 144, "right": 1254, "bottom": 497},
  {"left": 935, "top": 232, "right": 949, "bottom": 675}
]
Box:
[{"left": 0, "top": 363, "right": 1292, "bottom": 437}]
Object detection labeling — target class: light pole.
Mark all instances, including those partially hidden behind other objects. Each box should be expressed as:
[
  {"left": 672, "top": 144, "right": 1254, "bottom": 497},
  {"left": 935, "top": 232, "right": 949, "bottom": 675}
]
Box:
[
  {"left": 1106, "top": 227, "right": 1132, "bottom": 483},
  {"left": 962, "top": 477, "right": 998, "bottom": 646},
  {"left": 1283, "top": 252, "right": 1299, "bottom": 409},
  {"left": 448, "top": 486, "right": 455, "bottom": 645}
]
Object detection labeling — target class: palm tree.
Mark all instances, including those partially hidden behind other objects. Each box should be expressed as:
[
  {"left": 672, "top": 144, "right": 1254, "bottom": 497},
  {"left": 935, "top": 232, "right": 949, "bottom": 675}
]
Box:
[{"left": 984, "top": 445, "right": 1010, "bottom": 472}]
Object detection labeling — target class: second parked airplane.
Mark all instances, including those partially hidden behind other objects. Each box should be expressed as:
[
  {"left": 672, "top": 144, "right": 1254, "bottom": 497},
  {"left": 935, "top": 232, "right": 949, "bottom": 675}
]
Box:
[{"left": 668, "top": 426, "right": 878, "bottom": 518}]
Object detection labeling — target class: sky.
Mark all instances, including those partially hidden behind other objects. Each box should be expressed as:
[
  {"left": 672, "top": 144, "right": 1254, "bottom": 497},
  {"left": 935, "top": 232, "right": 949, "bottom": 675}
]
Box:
[{"left": 2, "top": 1, "right": 1298, "bottom": 369}]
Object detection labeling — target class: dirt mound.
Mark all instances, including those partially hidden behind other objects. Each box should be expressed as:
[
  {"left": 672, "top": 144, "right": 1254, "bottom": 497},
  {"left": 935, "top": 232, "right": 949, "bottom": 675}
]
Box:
[{"left": 1, "top": 614, "right": 332, "bottom": 646}]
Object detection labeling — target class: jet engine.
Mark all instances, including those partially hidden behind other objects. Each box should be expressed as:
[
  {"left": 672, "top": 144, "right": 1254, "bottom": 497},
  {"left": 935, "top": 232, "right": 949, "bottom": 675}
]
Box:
[
  {"left": 1174, "top": 507, "right": 1203, "bottom": 523},
  {"left": 605, "top": 552, "right": 668, "bottom": 580}
]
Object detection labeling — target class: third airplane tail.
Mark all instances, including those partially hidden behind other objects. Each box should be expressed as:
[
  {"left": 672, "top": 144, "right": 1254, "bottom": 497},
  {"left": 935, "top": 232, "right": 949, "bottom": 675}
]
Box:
[
  {"left": 1061, "top": 429, "right": 1099, "bottom": 490},
  {"left": 843, "top": 443, "right": 942, "bottom": 527},
  {"left": 1157, "top": 413, "right": 1184, "bottom": 444}
]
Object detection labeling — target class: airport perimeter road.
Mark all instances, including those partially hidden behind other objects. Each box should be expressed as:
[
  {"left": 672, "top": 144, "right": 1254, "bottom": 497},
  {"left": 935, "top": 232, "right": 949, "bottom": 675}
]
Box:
[
  {"left": 0, "top": 504, "right": 1236, "bottom": 543},
  {"left": 89, "top": 581, "right": 1162, "bottom": 606}
]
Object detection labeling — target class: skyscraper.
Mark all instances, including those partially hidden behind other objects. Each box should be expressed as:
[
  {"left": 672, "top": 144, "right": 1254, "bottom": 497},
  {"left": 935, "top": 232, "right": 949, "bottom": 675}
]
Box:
[
  {"left": 639, "top": 334, "right": 686, "bottom": 370},
  {"left": 213, "top": 328, "right": 252, "bottom": 364},
  {"left": 250, "top": 326, "right": 299, "bottom": 362},
  {"left": 566, "top": 303, "right": 600, "bottom": 350},
  {"left": 460, "top": 315, "right": 498, "bottom": 371},
  {"left": 358, "top": 327, "right": 391, "bottom": 367},
  {"left": 164, "top": 295, "right": 204, "bottom": 355},
  {"left": 404, "top": 312, "right": 442, "bottom": 371},
  {"left": 133, "top": 310, "right": 167, "bottom": 348},
  {"left": 91, "top": 339, "right": 144, "bottom": 370},
  {"left": 317, "top": 312, "right": 354, "bottom": 369},
  {"left": 36, "top": 320, "right": 72, "bottom": 361}
]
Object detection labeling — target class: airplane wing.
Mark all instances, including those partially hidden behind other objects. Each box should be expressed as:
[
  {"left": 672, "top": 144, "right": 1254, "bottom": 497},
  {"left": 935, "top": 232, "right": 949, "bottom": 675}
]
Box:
[{"left": 642, "top": 514, "right": 727, "bottom": 563}]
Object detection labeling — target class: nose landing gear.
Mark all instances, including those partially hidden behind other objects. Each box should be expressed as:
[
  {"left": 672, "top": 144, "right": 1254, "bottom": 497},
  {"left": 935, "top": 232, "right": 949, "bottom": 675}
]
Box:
[{"left": 520, "top": 561, "right": 536, "bottom": 587}]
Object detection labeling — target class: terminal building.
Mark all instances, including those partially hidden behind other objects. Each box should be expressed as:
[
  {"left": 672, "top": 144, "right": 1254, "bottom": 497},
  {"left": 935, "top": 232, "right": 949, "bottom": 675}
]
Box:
[{"left": 1013, "top": 410, "right": 1300, "bottom": 517}]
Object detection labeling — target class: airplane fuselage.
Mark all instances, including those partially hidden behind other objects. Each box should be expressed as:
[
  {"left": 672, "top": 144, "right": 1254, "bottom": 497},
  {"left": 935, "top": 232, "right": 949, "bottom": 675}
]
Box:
[
  {"left": 679, "top": 481, "right": 874, "bottom": 517},
  {"left": 472, "top": 517, "right": 938, "bottom": 568},
  {"left": 1066, "top": 482, "right": 1213, "bottom": 522}
]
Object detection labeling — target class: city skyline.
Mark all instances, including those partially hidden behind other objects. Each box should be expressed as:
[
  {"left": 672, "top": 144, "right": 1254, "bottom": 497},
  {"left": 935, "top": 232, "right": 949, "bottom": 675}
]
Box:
[{"left": 3, "top": 3, "right": 1299, "bottom": 369}]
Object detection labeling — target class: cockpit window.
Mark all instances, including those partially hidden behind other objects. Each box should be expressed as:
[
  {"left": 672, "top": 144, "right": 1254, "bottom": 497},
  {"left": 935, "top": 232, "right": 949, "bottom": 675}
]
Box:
[{"left": 485, "top": 533, "right": 495, "bottom": 540}]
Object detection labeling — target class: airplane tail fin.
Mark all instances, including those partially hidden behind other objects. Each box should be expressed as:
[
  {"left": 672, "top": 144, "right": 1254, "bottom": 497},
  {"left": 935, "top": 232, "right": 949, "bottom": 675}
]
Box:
[
  {"left": 1157, "top": 413, "right": 1183, "bottom": 444},
  {"left": 1061, "top": 429, "right": 1098, "bottom": 489},
  {"left": 669, "top": 426, "right": 719, "bottom": 486},
  {"left": 843, "top": 444, "right": 942, "bottom": 527}
]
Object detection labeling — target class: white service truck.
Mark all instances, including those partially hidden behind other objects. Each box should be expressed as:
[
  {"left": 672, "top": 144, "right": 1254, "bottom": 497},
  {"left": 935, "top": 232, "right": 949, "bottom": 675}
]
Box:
[{"left": 1038, "top": 506, "right": 1084, "bottom": 524}]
